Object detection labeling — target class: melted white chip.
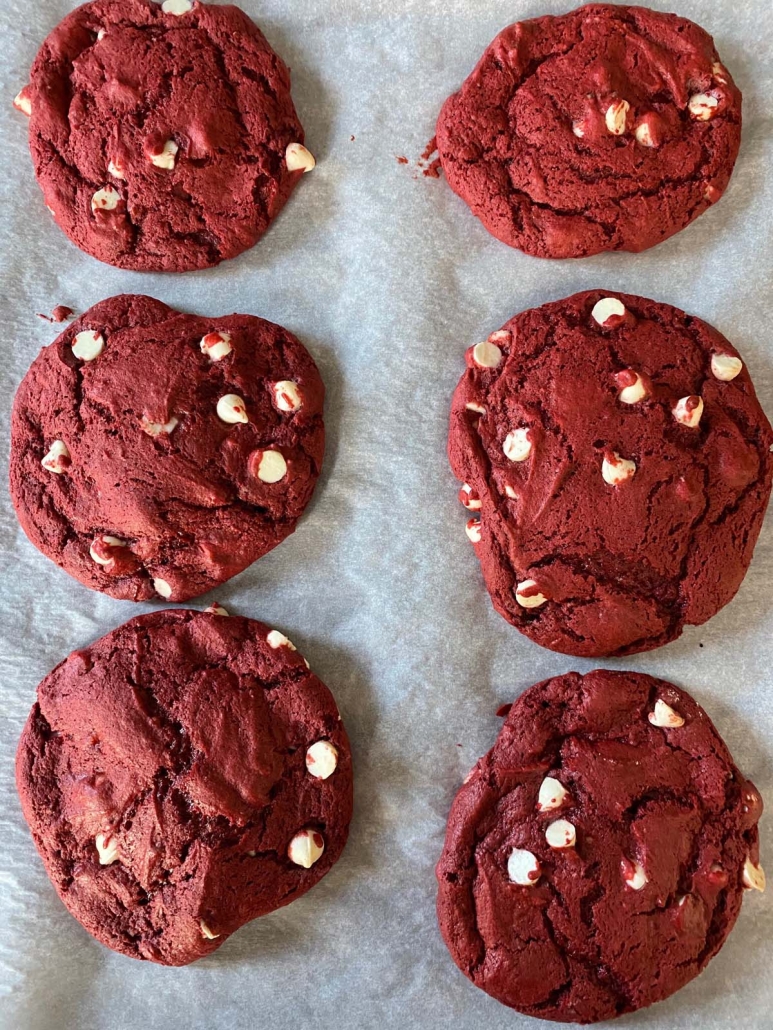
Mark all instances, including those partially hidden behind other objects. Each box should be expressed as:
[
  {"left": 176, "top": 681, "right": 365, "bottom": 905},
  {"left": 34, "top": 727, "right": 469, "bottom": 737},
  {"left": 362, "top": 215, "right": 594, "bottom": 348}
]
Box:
[
  {"left": 537, "top": 776, "right": 569, "bottom": 812},
  {"left": 273, "top": 380, "right": 303, "bottom": 412},
  {"left": 267, "top": 630, "right": 296, "bottom": 650},
  {"left": 41, "top": 440, "right": 70, "bottom": 474},
  {"left": 602, "top": 452, "right": 636, "bottom": 487},
  {"left": 507, "top": 848, "right": 541, "bottom": 886},
  {"left": 545, "top": 819, "right": 576, "bottom": 850},
  {"left": 743, "top": 857, "right": 766, "bottom": 892},
  {"left": 711, "top": 353, "right": 743, "bottom": 382},
  {"left": 635, "top": 122, "right": 655, "bottom": 147},
  {"left": 605, "top": 99, "right": 630, "bottom": 135},
  {"left": 622, "top": 859, "right": 648, "bottom": 890},
  {"left": 503, "top": 428, "right": 532, "bottom": 463},
  {"left": 465, "top": 402, "right": 486, "bottom": 415},
  {"left": 216, "top": 394, "right": 249, "bottom": 424},
  {"left": 153, "top": 577, "right": 173, "bottom": 599},
  {"left": 205, "top": 603, "right": 229, "bottom": 616},
  {"left": 648, "top": 699, "right": 685, "bottom": 728},
  {"left": 306, "top": 741, "right": 339, "bottom": 780},
  {"left": 673, "top": 396, "right": 704, "bottom": 428},
  {"left": 465, "top": 517, "right": 482, "bottom": 544},
  {"left": 200, "top": 920, "right": 220, "bottom": 940},
  {"left": 617, "top": 370, "right": 648, "bottom": 404},
  {"left": 72, "top": 330, "right": 104, "bottom": 361},
  {"left": 141, "top": 416, "right": 178, "bottom": 438},
  {"left": 13, "top": 88, "right": 32, "bottom": 117},
  {"left": 256, "top": 450, "right": 287, "bottom": 483},
  {"left": 285, "top": 142, "right": 316, "bottom": 173},
  {"left": 89, "top": 535, "right": 127, "bottom": 566},
  {"left": 107, "top": 157, "right": 125, "bottom": 179},
  {"left": 162, "top": 0, "right": 194, "bottom": 15},
  {"left": 515, "top": 579, "right": 547, "bottom": 609},
  {"left": 592, "top": 297, "right": 626, "bottom": 327},
  {"left": 472, "top": 341, "right": 502, "bottom": 369},
  {"left": 149, "top": 139, "right": 178, "bottom": 170},
  {"left": 200, "top": 331, "right": 233, "bottom": 362},
  {"left": 688, "top": 93, "right": 719, "bottom": 120},
  {"left": 91, "top": 185, "right": 121, "bottom": 213},
  {"left": 288, "top": 829, "right": 325, "bottom": 868},
  {"left": 95, "top": 832, "right": 119, "bottom": 865}
]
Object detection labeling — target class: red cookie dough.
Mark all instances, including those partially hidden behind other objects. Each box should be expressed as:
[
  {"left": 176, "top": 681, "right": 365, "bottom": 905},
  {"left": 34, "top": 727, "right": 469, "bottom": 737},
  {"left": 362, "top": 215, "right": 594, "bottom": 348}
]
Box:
[
  {"left": 11, "top": 294, "right": 324, "bottom": 602},
  {"left": 436, "top": 670, "right": 765, "bottom": 1023},
  {"left": 16, "top": 609, "right": 353, "bottom": 966},
  {"left": 18, "top": 0, "right": 310, "bottom": 271},
  {"left": 450, "top": 290, "right": 773, "bottom": 658},
  {"left": 436, "top": 4, "right": 741, "bottom": 258}
]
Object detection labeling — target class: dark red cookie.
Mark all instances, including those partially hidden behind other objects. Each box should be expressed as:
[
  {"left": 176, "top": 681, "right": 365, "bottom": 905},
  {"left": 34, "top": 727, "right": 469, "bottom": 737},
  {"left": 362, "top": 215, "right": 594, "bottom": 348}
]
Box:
[
  {"left": 436, "top": 4, "right": 741, "bottom": 258},
  {"left": 16, "top": 0, "right": 314, "bottom": 271},
  {"left": 436, "top": 670, "right": 765, "bottom": 1023},
  {"left": 16, "top": 609, "right": 353, "bottom": 966},
  {"left": 450, "top": 290, "right": 773, "bottom": 658},
  {"left": 10, "top": 294, "right": 324, "bottom": 602}
]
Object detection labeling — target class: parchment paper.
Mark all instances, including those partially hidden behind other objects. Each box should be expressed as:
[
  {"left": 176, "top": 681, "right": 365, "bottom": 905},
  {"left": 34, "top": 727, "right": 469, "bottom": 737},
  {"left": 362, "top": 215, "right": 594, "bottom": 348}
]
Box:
[{"left": 1, "top": 1, "right": 772, "bottom": 1027}]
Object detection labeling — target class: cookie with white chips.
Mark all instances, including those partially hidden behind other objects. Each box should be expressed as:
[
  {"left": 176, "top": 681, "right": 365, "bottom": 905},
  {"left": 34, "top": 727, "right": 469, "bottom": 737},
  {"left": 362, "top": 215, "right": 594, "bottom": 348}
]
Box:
[
  {"left": 16, "top": 609, "right": 352, "bottom": 966},
  {"left": 11, "top": 294, "right": 324, "bottom": 601},
  {"left": 14, "top": 0, "right": 313, "bottom": 271},
  {"left": 436, "top": 670, "right": 764, "bottom": 1023},
  {"left": 450, "top": 290, "right": 773, "bottom": 657}
]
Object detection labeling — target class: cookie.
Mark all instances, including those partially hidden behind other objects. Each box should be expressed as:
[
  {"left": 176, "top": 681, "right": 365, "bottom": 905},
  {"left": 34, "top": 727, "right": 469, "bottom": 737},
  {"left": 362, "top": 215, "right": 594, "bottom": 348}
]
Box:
[
  {"left": 436, "top": 4, "right": 741, "bottom": 258},
  {"left": 16, "top": 609, "right": 353, "bottom": 966},
  {"left": 436, "top": 670, "right": 765, "bottom": 1023},
  {"left": 11, "top": 294, "right": 324, "bottom": 602},
  {"left": 450, "top": 290, "right": 773, "bottom": 657},
  {"left": 15, "top": 0, "right": 313, "bottom": 272}
]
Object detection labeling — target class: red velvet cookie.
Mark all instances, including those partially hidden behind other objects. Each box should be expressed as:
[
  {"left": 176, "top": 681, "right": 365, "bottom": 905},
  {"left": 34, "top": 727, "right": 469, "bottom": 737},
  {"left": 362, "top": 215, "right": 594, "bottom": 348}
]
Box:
[
  {"left": 450, "top": 290, "right": 773, "bottom": 657},
  {"left": 436, "top": 4, "right": 741, "bottom": 258},
  {"left": 16, "top": 609, "right": 353, "bottom": 966},
  {"left": 436, "top": 670, "right": 765, "bottom": 1023},
  {"left": 15, "top": 0, "right": 314, "bottom": 271},
  {"left": 10, "top": 294, "right": 324, "bottom": 602}
]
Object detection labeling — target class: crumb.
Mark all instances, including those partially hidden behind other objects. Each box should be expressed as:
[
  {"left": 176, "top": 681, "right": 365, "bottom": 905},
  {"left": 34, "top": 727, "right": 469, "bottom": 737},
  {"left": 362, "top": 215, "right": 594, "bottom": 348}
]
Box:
[
  {"left": 396, "top": 155, "right": 408, "bottom": 165},
  {"left": 423, "top": 158, "right": 442, "bottom": 179},
  {"left": 421, "top": 136, "right": 438, "bottom": 163},
  {"left": 496, "top": 703, "right": 512, "bottom": 718},
  {"left": 37, "top": 305, "right": 74, "bottom": 323},
  {"left": 350, "top": 135, "right": 355, "bottom": 141}
]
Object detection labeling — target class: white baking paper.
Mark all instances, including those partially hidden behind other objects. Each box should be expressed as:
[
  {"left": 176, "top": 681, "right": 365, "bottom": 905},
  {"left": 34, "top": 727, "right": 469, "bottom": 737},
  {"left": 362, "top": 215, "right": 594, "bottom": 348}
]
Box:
[{"left": 0, "top": 0, "right": 772, "bottom": 1027}]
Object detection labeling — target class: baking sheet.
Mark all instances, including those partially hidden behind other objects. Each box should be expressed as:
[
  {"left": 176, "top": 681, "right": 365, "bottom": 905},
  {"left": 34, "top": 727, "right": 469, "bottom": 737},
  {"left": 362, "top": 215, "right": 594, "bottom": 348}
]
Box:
[{"left": 1, "top": 0, "right": 772, "bottom": 1026}]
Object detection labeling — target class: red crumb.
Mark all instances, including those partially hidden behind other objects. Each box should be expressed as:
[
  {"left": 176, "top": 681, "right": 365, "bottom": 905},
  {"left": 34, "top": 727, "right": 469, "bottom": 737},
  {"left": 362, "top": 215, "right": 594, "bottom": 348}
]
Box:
[
  {"left": 496, "top": 703, "right": 512, "bottom": 718},
  {"left": 423, "top": 158, "right": 442, "bottom": 179},
  {"left": 396, "top": 155, "right": 409, "bottom": 164},
  {"left": 350, "top": 135, "right": 355, "bottom": 141},
  {"left": 38, "top": 305, "right": 74, "bottom": 323},
  {"left": 421, "top": 136, "right": 438, "bottom": 162}
]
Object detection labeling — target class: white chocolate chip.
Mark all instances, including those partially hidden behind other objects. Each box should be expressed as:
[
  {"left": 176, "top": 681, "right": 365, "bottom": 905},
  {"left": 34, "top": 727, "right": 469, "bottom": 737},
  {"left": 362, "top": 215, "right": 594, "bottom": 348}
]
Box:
[
  {"left": 616, "top": 370, "right": 648, "bottom": 404},
  {"left": 545, "top": 819, "right": 576, "bottom": 849},
  {"left": 306, "top": 740, "right": 338, "bottom": 780},
  {"left": 205, "top": 603, "right": 229, "bottom": 616},
  {"left": 515, "top": 579, "right": 547, "bottom": 609},
  {"left": 504, "top": 485, "right": 517, "bottom": 499},
  {"left": 704, "top": 184, "right": 722, "bottom": 204},
  {"left": 287, "top": 829, "right": 324, "bottom": 868},
  {"left": 255, "top": 450, "right": 287, "bottom": 483},
  {"left": 472, "top": 341, "right": 502, "bottom": 369},
  {"left": 13, "top": 87, "right": 32, "bottom": 117},
  {"left": 107, "top": 157, "right": 125, "bottom": 179},
  {"left": 488, "top": 330, "right": 511, "bottom": 345},
  {"left": 216, "top": 394, "right": 249, "bottom": 424},
  {"left": 267, "top": 630, "right": 296, "bottom": 651},
  {"left": 711, "top": 353, "right": 743, "bottom": 382},
  {"left": 141, "top": 416, "right": 178, "bottom": 437},
  {"left": 95, "top": 832, "right": 119, "bottom": 865},
  {"left": 507, "top": 848, "right": 541, "bottom": 886},
  {"left": 97, "top": 28, "right": 107, "bottom": 41},
  {"left": 622, "top": 859, "right": 648, "bottom": 890},
  {"left": 91, "top": 185, "right": 121, "bottom": 213},
  {"left": 460, "top": 484, "right": 482, "bottom": 511},
  {"left": 273, "top": 380, "right": 303, "bottom": 412},
  {"left": 648, "top": 699, "right": 685, "bottom": 729},
  {"left": 572, "top": 121, "right": 585, "bottom": 138},
  {"left": 503, "top": 428, "right": 532, "bottom": 463},
  {"left": 465, "top": 517, "right": 482, "bottom": 544},
  {"left": 200, "top": 331, "right": 233, "bottom": 362},
  {"left": 153, "top": 577, "right": 173, "bottom": 599},
  {"left": 149, "top": 139, "right": 178, "bottom": 170},
  {"left": 635, "top": 122, "right": 654, "bottom": 147},
  {"left": 465, "top": 402, "right": 486, "bottom": 415},
  {"left": 743, "top": 857, "right": 766, "bottom": 892},
  {"left": 673, "top": 396, "right": 704, "bottom": 428},
  {"left": 162, "top": 0, "right": 194, "bottom": 15},
  {"left": 41, "top": 440, "right": 70, "bottom": 474},
  {"left": 537, "top": 776, "right": 569, "bottom": 812},
  {"left": 592, "top": 297, "right": 626, "bottom": 328},
  {"left": 602, "top": 452, "right": 636, "bottom": 487},
  {"left": 199, "top": 920, "right": 220, "bottom": 940},
  {"left": 72, "top": 330, "right": 105, "bottom": 361},
  {"left": 605, "top": 99, "right": 630, "bottom": 136},
  {"left": 712, "top": 62, "right": 729, "bottom": 86},
  {"left": 89, "top": 535, "right": 128, "bottom": 566},
  {"left": 688, "top": 93, "right": 719, "bottom": 120},
  {"left": 285, "top": 142, "right": 316, "bottom": 173}
]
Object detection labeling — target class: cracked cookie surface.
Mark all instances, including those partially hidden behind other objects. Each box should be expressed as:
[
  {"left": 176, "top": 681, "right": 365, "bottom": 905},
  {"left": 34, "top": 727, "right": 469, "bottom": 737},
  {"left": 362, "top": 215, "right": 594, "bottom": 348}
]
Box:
[
  {"left": 16, "top": 609, "right": 352, "bottom": 966},
  {"left": 436, "top": 4, "right": 741, "bottom": 258},
  {"left": 449, "top": 290, "right": 773, "bottom": 658},
  {"left": 23, "top": 0, "right": 305, "bottom": 271},
  {"left": 11, "top": 294, "right": 324, "bottom": 602},
  {"left": 436, "top": 670, "right": 763, "bottom": 1023}
]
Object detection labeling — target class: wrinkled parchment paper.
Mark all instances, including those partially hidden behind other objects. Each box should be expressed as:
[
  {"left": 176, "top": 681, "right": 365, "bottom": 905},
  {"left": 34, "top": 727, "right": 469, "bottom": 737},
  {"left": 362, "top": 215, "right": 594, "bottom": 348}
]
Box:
[{"left": 1, "top": 1, "right": 772, "bottom": 1027}]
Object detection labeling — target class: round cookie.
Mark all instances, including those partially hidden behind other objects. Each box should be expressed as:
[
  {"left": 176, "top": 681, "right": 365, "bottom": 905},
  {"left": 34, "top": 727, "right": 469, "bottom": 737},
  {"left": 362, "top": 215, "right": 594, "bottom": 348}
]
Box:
[
  {"left": 436, "top": 670, "right": 765, "bottom": 1023},
  {"left": 450, "top": 290, "right": 773, "bottom": 657},
  {"left": 16, "top": 609, "right": 353, "bottom": 966},
  {"left": 15, "top": 0, "right": 312, "bottom": 272},
  {"left": 436, "top": 4, "right": 741, "bottom": 259},
  {"left": 11, "top": 294, "right": 324, "bottom": 602}
]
